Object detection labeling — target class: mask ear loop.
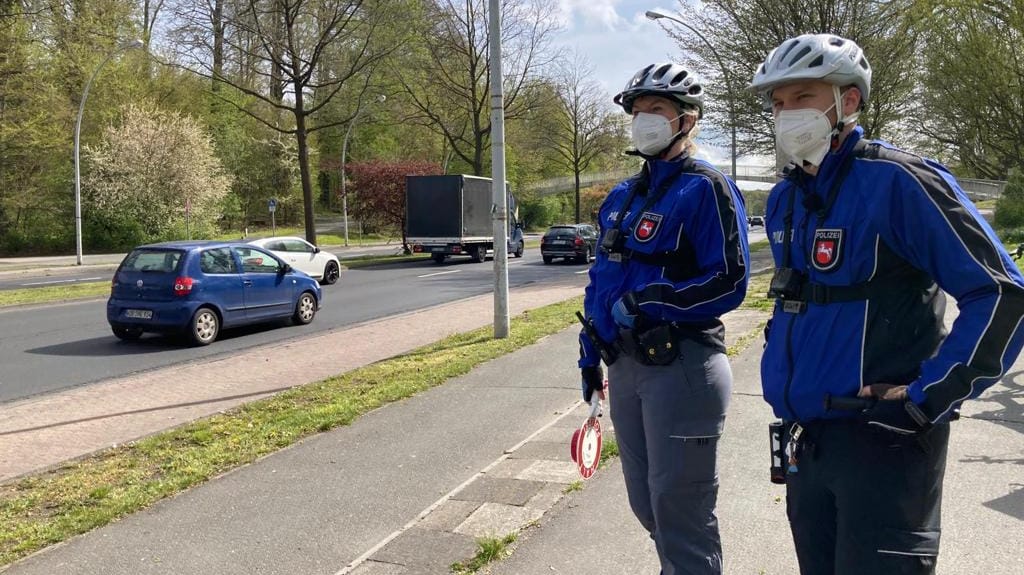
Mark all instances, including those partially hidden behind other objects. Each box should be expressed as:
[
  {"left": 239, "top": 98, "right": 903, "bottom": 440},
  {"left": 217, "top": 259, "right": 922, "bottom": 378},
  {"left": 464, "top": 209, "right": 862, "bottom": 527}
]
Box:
[{"left": 831, "top": 85, "right": 861, "bottom": 139}]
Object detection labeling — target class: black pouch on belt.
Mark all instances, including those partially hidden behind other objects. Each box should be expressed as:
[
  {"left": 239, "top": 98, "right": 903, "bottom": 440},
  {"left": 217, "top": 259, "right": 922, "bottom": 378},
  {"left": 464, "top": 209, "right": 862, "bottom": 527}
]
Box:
[{"left": 634, "top": 323, "right": 678, "bottom": 365}]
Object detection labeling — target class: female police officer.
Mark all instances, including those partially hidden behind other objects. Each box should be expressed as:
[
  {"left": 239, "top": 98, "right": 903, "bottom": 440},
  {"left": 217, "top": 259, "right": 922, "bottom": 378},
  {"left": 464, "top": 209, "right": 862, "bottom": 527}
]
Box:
[
  {"left": 749, "top": 34, "right": 1024, "bottom": 574},
  {"left": 577, "top": 63, "right": 750, "bottom": 575}
]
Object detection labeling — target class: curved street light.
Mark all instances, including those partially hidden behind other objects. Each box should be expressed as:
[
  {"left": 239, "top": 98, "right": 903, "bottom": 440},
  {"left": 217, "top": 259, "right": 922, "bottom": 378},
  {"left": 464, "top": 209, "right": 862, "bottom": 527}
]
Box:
[
  {"left": 74, "top": 39, "right": 144, "bottom": 265},
  {"left": 340, "top": 93, "right": 386, "bottom": 246},
  {"left": 645, "top": 10, "right": 737, "bottom": 179}
]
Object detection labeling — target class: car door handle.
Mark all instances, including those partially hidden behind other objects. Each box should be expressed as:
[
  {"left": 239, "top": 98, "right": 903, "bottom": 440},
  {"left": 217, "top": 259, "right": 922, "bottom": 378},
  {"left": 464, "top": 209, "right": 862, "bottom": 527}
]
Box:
[{"left": 243, "top": 279, "right": 253, "bottom": 286}]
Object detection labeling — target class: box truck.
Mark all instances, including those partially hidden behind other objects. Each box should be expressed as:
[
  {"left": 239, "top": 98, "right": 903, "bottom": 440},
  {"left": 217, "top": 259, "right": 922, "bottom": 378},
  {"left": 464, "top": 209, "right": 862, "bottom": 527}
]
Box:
[{"left": 406, "top": 174, "right": 525, "bottom": 263}]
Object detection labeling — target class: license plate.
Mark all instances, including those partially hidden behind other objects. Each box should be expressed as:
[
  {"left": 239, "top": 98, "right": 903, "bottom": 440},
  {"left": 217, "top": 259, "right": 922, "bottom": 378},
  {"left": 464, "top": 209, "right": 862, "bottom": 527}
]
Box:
[
  {"left": 554, "top": 240, "right": 569, "bottom": 245},
  {"left": 430, "top": 246, "right": 446, "bottom": 253},
  {"left": 125, "top": 309, "right": 153, "bottom": 319}
]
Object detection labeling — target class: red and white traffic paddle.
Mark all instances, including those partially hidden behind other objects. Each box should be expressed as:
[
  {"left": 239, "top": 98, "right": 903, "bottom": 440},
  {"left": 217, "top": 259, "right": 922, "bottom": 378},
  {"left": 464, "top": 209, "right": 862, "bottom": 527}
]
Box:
[{"left": 570, "top": 381, "right": 606, "bottom": 479}]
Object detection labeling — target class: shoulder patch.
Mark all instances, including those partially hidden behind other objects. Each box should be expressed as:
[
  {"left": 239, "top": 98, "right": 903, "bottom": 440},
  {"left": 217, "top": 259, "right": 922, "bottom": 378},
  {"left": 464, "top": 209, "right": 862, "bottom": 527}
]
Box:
[
  {"left": 811, "top": 228, "right": 844, "bottom": 272},
  {"left": 634, "top": 212, "right": 663, "bottom": 243}
]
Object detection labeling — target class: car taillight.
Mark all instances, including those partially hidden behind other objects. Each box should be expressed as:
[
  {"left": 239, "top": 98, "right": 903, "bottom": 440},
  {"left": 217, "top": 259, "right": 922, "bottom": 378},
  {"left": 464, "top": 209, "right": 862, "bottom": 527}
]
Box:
[
  {"left": 413, "top": 244, "right": 423, "bottom": 253},
  {"left": 574, "top": 237, "right": 584, "bottom": 246},
  {"left": 174, "top": 276, "right": 194, "bottom": 296}
]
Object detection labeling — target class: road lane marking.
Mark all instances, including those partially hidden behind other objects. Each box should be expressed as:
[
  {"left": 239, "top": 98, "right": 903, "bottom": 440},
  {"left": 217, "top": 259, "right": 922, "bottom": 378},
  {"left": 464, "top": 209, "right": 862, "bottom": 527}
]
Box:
[
  {"left": 417, "top": 270, "right": 462, "bottom": 278},
  {"left": 21, "top": 277, "right": 104, "bottom": 287}
]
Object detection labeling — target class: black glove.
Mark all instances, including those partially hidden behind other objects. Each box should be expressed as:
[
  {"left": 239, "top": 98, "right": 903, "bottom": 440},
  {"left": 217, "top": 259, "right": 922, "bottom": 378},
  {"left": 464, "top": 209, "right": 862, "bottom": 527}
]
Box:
[
  {"left": 863, "top": 399, "right": 932, "bottom": 436},
  {"left": 581, "top": 365, "right": 604, "bottom": 403}
]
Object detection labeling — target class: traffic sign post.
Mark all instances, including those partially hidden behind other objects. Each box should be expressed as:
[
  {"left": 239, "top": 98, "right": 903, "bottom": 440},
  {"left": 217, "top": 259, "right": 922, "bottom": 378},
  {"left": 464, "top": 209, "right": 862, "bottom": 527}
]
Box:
[{"left": 268, "top": 198, "right": 277, "bottom": 235}]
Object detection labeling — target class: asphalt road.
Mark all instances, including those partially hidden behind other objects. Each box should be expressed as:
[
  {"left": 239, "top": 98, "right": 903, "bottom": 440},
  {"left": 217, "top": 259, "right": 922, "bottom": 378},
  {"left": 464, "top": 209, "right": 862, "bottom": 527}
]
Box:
[{"left": 0, "top": 251, "right": 590, "bottom": 405}]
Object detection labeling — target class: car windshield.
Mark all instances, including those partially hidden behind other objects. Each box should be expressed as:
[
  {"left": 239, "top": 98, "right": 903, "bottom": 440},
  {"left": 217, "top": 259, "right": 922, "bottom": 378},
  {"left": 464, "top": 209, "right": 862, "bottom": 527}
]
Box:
[
  {"left": 545, "top": 227, "right": 578, "bottom": 238},
  {"left": 121, "top": 249, "right": 183, "bottom": 273}
]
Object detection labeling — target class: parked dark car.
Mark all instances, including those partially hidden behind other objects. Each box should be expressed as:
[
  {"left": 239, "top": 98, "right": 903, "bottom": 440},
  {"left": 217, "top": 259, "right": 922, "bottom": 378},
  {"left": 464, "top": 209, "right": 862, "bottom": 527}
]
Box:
[
  {"left": 107, "top": 241, "right": 323, "bottom": 346},
  {"left": 540, "top": 224, "right": 599, "bottom": 264},
  {"left": 748, "top": 215, "right": 765, "bottom": 227}
]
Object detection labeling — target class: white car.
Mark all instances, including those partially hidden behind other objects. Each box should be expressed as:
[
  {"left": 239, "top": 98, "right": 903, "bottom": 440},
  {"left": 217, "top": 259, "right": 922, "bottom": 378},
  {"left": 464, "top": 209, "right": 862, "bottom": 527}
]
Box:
[{"left": 248, "top": 236, "right": 341, "bottom": 285}]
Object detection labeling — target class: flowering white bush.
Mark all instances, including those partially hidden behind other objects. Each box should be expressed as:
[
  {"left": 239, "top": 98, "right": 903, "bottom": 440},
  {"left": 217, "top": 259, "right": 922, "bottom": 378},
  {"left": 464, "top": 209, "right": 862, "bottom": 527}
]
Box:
[{"left": 84, "top": 103, "right": 231, "bottom": 240}]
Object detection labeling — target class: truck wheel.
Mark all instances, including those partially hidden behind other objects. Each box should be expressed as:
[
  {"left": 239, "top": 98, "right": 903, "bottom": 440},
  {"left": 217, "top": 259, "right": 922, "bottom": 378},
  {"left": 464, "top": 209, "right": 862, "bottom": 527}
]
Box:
[
  {"left": 576, "top": 246, "right": 591, "bottom": 264},
  {"left": 432, "top": 253, "right": 447, "bottom": 264},
  {"left": 472, "top": 246, "right": 487, "bottom": 263},
  {"left": 513, "top": 241, "right": 524, "bottom": 258}
]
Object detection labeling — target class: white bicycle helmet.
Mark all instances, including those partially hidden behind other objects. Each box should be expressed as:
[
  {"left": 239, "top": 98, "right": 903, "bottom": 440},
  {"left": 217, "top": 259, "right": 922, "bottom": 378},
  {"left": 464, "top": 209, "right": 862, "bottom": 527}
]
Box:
[
  {"left": 749, "top": 34, "right": 871, "bottom": 107},
  {"left": 614, "top": 63, "right": 704, "bottom": 118}
]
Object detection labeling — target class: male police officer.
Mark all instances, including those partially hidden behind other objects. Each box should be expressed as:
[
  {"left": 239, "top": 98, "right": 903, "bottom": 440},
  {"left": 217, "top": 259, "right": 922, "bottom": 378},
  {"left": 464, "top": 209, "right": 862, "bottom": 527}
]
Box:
[
  {"left": 579, "top": 63, "right": 749, "bottom": 574},
  {"left": 750, "top": 33, "right": 1024, "bottom": 574}
]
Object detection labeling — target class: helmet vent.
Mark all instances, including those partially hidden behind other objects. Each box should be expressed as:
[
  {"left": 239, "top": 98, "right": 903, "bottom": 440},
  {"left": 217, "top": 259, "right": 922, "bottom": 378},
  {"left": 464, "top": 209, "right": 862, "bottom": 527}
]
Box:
[
  {"left": 669, "top": 70, "right": 689, "bottom": 86},
  {"left": 808, "top": 54, "right": 823, "bottom": 68},
  {"left": 788, "top": 46, "right": 811, "bottom": 66}
]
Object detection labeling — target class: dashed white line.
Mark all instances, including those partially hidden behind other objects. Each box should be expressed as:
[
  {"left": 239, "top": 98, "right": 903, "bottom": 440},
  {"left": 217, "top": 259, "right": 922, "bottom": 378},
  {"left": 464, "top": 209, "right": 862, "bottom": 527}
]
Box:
[{"left": 417, "top": 270, "right": 463, "bottom": 278}]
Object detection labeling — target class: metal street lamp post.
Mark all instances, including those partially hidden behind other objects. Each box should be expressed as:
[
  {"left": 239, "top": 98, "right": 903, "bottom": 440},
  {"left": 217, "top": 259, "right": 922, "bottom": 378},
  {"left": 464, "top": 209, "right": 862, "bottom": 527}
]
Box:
[
  {"left": 340, "top": 93, "right": 386, "bottom": 246},
  {"left": 645, "top": 10, "right": 737, "bottom": 179},
  {"left": 74, "top": 39, "right": 144, "bottom": 265}
]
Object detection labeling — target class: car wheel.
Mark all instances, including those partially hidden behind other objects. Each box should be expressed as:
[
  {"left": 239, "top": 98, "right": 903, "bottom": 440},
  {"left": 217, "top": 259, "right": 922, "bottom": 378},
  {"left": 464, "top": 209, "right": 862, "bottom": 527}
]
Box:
[
  {"left": 292, "top": 292, "right": 317, "bottom": 325},
  {"left": 322, "top": 261, "right": 340, "bottom": 285},
  {"left": 513, "top": 241, "right": 524, "bottom": 258},
  {"left": 472, "top": 246, "right": 487, "bottom": 263},
  {"left": 112, "top": 326, "right": 143, "bottom": 341},
  {"left": 432, "top": 253, "right": 446, "bottom": 264},
  {"left": 543, "top": 255, "right": 553, "bottom": 264},
  {"left": 576, "top": 246, "right": 591, "bottom": 264},
  {"left": 188, "top": 307, "right": 219, "bottom": 346}
]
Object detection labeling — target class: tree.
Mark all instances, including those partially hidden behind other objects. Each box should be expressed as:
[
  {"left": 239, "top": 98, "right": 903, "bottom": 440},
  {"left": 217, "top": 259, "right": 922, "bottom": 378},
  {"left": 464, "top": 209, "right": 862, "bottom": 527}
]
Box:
[
  {"left": 346, "top": 159, "right": 440, "bottom": 251},
  {"left": 399, "top": 0, "right": 561, "bottom": 176},
  {"left": 83, "top": 103, "right": 231, "bottom": 248},
  {"left": 662, "top": 0, "right": 919, "bottom": 155},
  {"left": 173, "top": 0, "right": 404, "bottom": 245},
  {"left": 540, "top": 51, "right": 623, "bottom": 223},
  {"left": 911, "top": 1, "right": 1024, "bottom": 178}
]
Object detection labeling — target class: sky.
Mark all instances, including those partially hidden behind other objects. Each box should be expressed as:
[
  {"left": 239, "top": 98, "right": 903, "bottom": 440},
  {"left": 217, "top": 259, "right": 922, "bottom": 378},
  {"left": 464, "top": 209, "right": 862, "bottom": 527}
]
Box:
[{"left": 550, "top": 1, "right": 744, "bottom": 166}]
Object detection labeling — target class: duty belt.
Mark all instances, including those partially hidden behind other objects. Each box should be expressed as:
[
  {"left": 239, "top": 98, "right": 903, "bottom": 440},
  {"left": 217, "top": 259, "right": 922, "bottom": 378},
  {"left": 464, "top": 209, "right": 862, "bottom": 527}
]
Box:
[{"left": 796, "top": 273, "right": 933, "bottom": 305}]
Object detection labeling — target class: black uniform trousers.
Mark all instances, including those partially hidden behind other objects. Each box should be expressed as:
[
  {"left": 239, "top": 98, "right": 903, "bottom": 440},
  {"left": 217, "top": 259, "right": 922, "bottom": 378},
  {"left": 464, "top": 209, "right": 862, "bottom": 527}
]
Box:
[{"left": 785, "top": 418, "right": 950, "bottom": 575}]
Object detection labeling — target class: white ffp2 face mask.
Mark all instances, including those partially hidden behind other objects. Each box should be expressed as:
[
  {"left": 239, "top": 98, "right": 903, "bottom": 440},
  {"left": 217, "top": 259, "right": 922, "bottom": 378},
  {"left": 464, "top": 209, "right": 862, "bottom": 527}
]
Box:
[
  {"left": 631, "top": 112, "right": 683, "bottom": 156},
  {"left": 774, "top": 104, "right": 835, "bottom": 167}
]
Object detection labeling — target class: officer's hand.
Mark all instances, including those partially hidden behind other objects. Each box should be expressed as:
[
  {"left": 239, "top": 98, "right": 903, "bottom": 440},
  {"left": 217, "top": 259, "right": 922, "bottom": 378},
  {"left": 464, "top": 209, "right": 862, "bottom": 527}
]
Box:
[
  {"left": 858, "top": 383, "right": 908, "bottom": 401},
  {"left": 863, "top": 399, "right": 931, "bottom": 436},
  {"left": 612, "top": 293, "right": 640, "bottom": 329},
  {"left": 581, "top": 365, "right": 604, "bottom": 403}
]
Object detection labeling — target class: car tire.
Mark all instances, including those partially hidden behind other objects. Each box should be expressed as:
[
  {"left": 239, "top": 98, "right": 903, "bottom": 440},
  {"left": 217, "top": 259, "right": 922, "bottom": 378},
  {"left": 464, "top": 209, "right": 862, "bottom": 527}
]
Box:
[
  {"left": 472, "top": 246, "right": 487, "bottom": 263},
  {"left": 188, "top": 307, "right": 220, "bottom": 346},
  {"left": 543, "top": 255, "right": 553, "bottom": 264},
  {"left": 513, "top": 241, "right": 524, "bottom": 258},
  {"left": 112, "top": 326, "right": 143, "bottom": 341},
  {"left": 292, "top": 292, "right": 317, "bottom": 325},
  {"left": 576, "top": 246, "right": 591, "bottom": 264},
  {"left": 322, "top": 261, "right": 340, "bottom": 285}
]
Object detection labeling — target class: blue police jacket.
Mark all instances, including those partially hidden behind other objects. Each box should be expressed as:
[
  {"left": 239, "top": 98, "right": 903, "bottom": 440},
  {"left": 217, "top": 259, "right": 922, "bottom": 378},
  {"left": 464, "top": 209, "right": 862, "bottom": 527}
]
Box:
[
  {"left": 761, "top": 126, "right": 1024, "bottom": 423},
  {"left": 579, "top": 153, "right": 750, "bottom": 367}
]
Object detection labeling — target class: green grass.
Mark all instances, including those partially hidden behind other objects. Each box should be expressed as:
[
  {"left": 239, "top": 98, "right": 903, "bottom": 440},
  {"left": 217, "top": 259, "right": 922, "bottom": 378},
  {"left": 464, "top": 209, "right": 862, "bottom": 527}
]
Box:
[
  {"left": 0, "top": 281, "right": 110, "bottom": 307},
  {"left": 450, "top": 533, "right": 518, "bottom": 574},
  {"left": 0, "top": 297, "right": 584, "bottom": 567}
]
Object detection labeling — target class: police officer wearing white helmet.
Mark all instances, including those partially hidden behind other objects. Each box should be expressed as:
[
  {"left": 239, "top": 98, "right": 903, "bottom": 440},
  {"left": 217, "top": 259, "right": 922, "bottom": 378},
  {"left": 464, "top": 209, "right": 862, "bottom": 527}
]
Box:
[
  {"left": 578, "top": 63, "right": 750, "bottom": 574},
  {"left": 750, "top": 34, "right": 1024, "bottom": 574}
]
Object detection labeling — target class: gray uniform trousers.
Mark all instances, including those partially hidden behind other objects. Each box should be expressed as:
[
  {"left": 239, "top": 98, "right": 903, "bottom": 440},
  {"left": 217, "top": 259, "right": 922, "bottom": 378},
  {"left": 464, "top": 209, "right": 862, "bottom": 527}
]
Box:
[{"left": 608, "top": 337, "right": 732, "bottom": 575}]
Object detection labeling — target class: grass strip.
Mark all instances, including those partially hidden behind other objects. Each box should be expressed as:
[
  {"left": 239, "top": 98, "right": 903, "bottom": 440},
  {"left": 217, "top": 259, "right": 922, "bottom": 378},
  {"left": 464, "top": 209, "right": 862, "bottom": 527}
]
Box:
[
  {"left": 0, "top": 281, "right": 110, "bottom": 308},
  {"left": 0, "top": 296, "right": 583, "bottom": 567},
  {"left": 450, "top": 533, "right": 518, "bottom": 574}
]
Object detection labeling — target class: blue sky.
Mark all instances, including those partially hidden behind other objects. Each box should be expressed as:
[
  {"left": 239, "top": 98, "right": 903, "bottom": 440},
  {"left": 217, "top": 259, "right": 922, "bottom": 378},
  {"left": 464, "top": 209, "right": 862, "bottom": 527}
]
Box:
[
  {"left": 552, "top": 1, "right": 680, "bottom": 97},
  {"left": 550, "top": 1, "right": 745, "bottom": 165}
]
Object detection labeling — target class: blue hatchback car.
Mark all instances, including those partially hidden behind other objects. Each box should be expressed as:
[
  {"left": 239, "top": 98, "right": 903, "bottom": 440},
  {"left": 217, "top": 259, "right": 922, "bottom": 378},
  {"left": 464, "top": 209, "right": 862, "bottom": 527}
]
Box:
[{"left": 107, "top": 241, "right": 323, "bottom": 346}]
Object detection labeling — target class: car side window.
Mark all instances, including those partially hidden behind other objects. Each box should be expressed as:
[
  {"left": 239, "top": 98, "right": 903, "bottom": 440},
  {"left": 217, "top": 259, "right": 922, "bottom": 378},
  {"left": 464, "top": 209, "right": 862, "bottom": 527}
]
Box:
[
  {"left": 200, "top": 248, "right": 238, "bottom": 274},
  {"left": 234, "top": 247, "right": 283, "bottom": 274},
  {"left": 282, "top": 239, "right": 312, "bottom": 253}
]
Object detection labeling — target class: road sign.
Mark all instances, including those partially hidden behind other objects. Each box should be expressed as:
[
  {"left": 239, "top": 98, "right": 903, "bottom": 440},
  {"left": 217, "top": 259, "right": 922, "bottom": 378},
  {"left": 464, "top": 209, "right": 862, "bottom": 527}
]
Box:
[{"left": 268, "top": 198, "right": 277, "bottom": 213}]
